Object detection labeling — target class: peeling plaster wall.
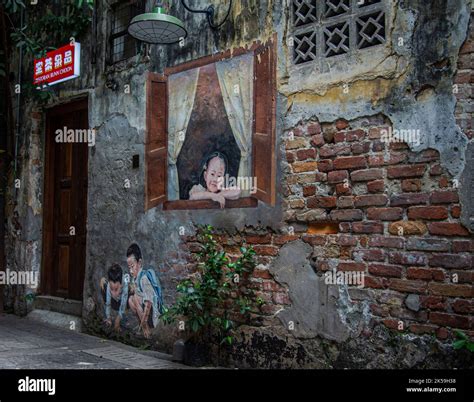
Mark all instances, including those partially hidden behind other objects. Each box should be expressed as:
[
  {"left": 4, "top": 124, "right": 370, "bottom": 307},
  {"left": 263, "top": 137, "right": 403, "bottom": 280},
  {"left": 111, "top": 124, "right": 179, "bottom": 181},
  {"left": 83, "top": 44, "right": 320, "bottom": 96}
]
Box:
[{"left": 4, "top": 0, "right": 473, "bottom": 367}]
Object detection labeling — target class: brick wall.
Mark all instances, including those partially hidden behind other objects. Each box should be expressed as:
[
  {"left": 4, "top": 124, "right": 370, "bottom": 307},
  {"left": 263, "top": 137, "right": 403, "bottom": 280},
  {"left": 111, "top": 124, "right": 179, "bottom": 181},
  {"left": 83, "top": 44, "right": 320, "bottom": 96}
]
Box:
[{"left": 183, "top": 113, "right": 473, "bottom": 342}]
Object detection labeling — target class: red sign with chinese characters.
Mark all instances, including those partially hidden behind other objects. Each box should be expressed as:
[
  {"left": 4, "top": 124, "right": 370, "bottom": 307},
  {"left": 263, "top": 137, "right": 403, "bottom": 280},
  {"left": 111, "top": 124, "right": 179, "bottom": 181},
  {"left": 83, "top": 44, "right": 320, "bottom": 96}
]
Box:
[{"left": 33, "top": 42, "right": 81, "bottom": 86}]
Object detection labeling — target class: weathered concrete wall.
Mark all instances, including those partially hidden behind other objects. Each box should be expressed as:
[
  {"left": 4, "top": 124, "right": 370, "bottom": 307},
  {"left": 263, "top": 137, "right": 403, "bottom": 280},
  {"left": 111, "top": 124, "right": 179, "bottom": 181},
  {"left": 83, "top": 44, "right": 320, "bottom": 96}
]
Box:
[{"left": 4, "top": 0, "right": 473, "bottom": 368}]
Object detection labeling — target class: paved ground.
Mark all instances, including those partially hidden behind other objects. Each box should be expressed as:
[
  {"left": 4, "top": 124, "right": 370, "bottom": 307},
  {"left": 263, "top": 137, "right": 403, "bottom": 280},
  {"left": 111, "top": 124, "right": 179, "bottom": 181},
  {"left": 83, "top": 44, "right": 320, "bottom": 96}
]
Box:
[{"left": 0, "top": 314, "right": 187, "bottom": 369}]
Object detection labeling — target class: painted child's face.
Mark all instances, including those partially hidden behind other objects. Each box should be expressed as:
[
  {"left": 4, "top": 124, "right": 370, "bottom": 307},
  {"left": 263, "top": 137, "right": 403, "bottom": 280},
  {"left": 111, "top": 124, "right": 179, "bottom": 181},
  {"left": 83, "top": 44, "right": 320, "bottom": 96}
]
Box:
[
  {"left": 127, "top": 256, "right": 141, "bottom": 279},
  {"left": 204, "top": 157, "right": 225, "bottom": 193},
  {"left": 109, "top": 281, "right": 123, "bottom": 299}
]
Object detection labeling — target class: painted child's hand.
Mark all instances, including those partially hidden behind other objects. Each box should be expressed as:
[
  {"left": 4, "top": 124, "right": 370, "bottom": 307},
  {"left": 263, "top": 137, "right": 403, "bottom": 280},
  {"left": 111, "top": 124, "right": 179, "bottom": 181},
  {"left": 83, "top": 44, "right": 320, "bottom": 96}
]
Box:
[
  {"left": 211, "top": 193, "right": 226, "bottom": 209},
  {"left": 114, "top": 316, "right": 121, "bottom": 332},
  {"left": 142, "top": 324, "right": 151, "bottom": 339}
]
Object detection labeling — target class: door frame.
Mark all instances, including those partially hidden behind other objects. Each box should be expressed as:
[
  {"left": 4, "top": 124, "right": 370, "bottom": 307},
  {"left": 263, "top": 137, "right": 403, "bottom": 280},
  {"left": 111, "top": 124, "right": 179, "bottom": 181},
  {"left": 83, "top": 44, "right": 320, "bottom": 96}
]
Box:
[{"left": 41, "top": 97, "right": 89, "bottom": 299}]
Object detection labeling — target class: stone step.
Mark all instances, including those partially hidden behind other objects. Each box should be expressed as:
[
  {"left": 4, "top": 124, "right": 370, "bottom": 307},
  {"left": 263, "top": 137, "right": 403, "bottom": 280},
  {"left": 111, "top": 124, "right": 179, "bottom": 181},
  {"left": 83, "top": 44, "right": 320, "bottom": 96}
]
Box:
[{"left": 34, "top": 295, "right": 82, "bottom": 317}]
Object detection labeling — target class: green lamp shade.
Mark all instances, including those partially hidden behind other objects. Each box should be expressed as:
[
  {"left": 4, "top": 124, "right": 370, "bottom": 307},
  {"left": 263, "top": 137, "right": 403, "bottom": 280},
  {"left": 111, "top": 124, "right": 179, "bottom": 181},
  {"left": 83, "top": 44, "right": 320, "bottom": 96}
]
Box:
[{"left": 128, "top": 7, "right": 188, "bottom": 44}]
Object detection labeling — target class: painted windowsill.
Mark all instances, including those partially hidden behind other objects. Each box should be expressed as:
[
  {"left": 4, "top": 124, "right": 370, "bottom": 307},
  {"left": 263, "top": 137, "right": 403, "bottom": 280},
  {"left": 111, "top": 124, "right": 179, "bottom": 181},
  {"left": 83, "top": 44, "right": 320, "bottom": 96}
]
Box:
[{"left": 163, "top": 197, "right": 258, "bottom": 211}]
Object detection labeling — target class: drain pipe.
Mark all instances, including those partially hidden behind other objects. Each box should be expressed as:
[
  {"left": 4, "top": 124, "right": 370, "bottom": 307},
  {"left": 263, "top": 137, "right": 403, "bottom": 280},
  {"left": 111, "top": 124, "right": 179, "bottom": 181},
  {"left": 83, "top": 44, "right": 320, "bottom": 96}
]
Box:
[{"left": 13, "top": 6, "right": 24, "bottom": 176}]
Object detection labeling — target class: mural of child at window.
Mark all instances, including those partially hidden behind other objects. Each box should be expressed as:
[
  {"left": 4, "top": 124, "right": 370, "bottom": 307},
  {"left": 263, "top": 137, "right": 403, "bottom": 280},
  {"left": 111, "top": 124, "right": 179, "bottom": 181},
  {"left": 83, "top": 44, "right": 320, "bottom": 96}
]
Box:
[
  {"left": 189, "top": 151, "right": 241, "bottom": 209},
  {"left": 127, "top": 243, "right": 164, "bottom": 339},
  {"left": 100, "top": 264, "right": 129, "bottom": 333}
]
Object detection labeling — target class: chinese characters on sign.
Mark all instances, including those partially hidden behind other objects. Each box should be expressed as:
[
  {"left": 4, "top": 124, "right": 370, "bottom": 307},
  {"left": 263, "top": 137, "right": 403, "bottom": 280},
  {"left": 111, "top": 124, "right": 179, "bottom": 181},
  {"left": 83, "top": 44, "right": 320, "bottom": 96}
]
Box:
[{"left": 33, "top": 42, "right": 81, "bottom": 86}]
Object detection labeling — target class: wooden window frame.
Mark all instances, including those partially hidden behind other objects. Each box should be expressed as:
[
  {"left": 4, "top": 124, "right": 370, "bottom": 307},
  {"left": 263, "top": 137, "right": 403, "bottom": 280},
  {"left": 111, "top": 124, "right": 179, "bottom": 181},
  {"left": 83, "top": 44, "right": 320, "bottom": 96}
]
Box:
[{"left": 146, "top": 36, "right": 277, "bottom": 211}]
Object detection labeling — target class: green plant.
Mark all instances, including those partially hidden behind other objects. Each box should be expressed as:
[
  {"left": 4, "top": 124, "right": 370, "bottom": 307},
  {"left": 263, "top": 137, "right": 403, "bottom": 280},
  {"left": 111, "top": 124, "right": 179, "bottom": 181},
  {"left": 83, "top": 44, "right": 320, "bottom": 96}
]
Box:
[
  {"left": 453, "top": 330, "right": 474, "bottom": 352},
  {"left": 162, "top": 225, "right": 260, "bottom": 346}
]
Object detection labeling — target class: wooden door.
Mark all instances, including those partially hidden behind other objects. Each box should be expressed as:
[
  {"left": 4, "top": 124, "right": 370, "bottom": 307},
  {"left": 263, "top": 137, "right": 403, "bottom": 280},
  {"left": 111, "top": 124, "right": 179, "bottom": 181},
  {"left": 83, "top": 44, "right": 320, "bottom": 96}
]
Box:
[{"left": 42, "top": 99, "right": 88, "bottom": 301}]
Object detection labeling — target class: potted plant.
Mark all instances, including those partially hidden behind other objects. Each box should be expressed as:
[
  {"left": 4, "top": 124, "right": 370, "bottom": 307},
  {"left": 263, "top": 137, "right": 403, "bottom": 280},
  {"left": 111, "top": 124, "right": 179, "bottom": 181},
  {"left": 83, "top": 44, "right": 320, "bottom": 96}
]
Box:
[{"left": 162, "top": 225, "right": 262, "bottom": 367}]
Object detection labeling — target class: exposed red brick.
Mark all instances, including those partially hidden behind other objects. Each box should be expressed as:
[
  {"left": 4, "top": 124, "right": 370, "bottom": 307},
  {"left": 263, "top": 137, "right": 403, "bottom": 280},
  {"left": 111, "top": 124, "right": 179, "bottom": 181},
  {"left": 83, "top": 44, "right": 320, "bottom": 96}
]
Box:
[
  {"left": 318, "top": 159, "right": 333, "bottom": 172},
  {"left": 428, "top": 254, "right": 472, "bottom": 269},
  {"left": 390, "top": 142, "right": 409, "bottom": 151},
  {"left": 292, "top": 161, "right": 318, "bottom": 173},
  {"left": 367, "top": 180, "right": 385, "bottom": 193},
  {"left": 381, "top": 319, "right": 401, "bottom": 330},
  {"left": 336, "top": 119, "right": 349, "bottom": 130},
  {"left": 351, "top": 168, "right": 384, "bottom": 182},
  {"left": 408, "top": 149, "right": 440, "bottom": 163},
  {"left": 452, "top": 299, "right": 473, "bottom": 314},
  {"left": 337, "top": 235, "right": 357, "bottom": 246},
  {"left": 436, "top": 327, "right": 450, "bottom": 340},
  {"left": 429, "top": 164, "right": 443, "bottom": 176},
  {"left": 450, "top": 270, "right": 474, "bottom": 284},
  {"left": 307, "top": 196, "right": 337, "bottom": 209},
  {"left": 246, "top": 234, "right": 272, "bottom": 244},
  {"left": 273, "top": 235, "right": 299, "bottom": 245},
  {"left": 338, "top": 262, "right": 366, "bottom": 272},
  {"left": 371, "top": 140, "right": 385, "bottom": 152},
  {"left": 430, "top": 191, "right": 459, "bottom": 204},
  {"left": 390, "top": 193, "right": 429, "bottom": 206},
  {"left": 319, "top": 144, "right": 351, "bottom": 158},
  {"left": 311, "top": 134, "right": 324, "bottom": 147},
  {"left": 353, "top": 143, "right": 372, "bottom": 156},
  {"left": 337, "top": 196, "right": 355, "bottom": 208},
  {"left": 401, "top": 179, "right": 422, "bottom": 192},
  {"left": 429, "top": 312, "right": 470, "bottom": 329},
  {"left": 355, "top": 249, "right": 385, "bottom": 262},
  {"left": 387, "top": 164, "right": 426, "bottom": 179},
  {"left": 330, "top": 209, "right": 363, "bottom": 221},
  {"left": 368, "top": 126, "right": 390, "bottom": 139},
  {"left": 369, "top": 236, "right": 404, "bottom": 249},
  {"left": 352, "top": 221, "right": 384, "bottom": 234},
  {"left": 273, "top": 292, "right": 291, "bottom": 305},
  {"left": 253, "top": 245, "right": 279, "bottom": 257},
  {"left": 334, "top": 156, "right": 367, "bottom": 170},
  {"left": 407, "top": 206, "right": 449, "bottom": 220},
  {"left": 296, "top": 148, "right": 317, "bottom": 160},
  {"left": 407, "top": 267, "right": 445, "bottom": 281},
  {"left": 253, "top": 269, "right": 273, "bottom": 279},
  {"left": 365, "top": 276, "right": 387, "bottom": 289},
  {"left": 328, "top": 170, "right": 349, "bottom": 184},
  {"left": 428, "top": 222, "right": 470, "bottom": 236},
  {"left": 451, "top": 205, "right": 461, "bottom": 218},
  {"left": 452, "top": 240, "right": 474, "bottom": 253},
  {"left": 439, "top": 176, "right": 450, "bottom": 188},
  {"left": 334, "top": 132, "right": 346, "bottom": 143},
  {"left": 368, "top": 153, "right": 407, "bottom": 167},
  {"left": 409, "top": 324, "right": 437, "bottom": 335},
  {"left": 354, "top": 194, "right": 388, "bottom": 207},
  {"left": 286, "top": 151, "right": 295, "bottom": 163},
  {"left": 388, "top": 279, "right": 427, "bottom": 294},
  {"left": 301, "top": 235, "right": 327, "bottom": 246},
  {"left": 367, "top": 207, "right": 403, "bottom": 221},
  {"left": 303, "top": 186, "right": 316, "bottom": 197},
  {"left": 336, "top": 183, "right": 352, "bottom": 195},
  {"left": 308, "top": 122, "right": 321, "bottom": 135},
  {"left": 368, "top": 263, "right": 403, "bottom": 278},
  {"left": 389, "top": 252, "right": 427, "bottom": 266},
  {"left": 420, "top": 296, "right": 446, "bottom": 310},
  {"left": 346, "top": 129, "right": 366, "bottom": 142},
  {"left": 428, "top": 283, "right": 473, "bottom": 298}
]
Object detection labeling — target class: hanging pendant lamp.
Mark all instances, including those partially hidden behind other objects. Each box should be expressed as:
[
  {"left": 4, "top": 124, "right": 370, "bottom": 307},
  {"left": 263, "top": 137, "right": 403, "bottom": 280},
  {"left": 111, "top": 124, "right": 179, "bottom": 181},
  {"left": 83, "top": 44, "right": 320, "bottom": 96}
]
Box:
[
  {"left": 128, "top": 1, "right": 232, "bottom": 45},
  {"left": 128, "top": 2, "right": 188, "bottom": 45}
]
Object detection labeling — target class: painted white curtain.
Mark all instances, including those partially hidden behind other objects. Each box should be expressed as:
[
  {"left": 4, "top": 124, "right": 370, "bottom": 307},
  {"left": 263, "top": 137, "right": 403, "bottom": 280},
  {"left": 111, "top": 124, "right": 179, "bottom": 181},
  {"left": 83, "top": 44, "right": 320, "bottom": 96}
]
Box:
[
  {"left": 167, "top": 67, "right": 200, "bottom": 200},
  {"left": 216, "top": 53, "right": 254, "bottom": 195}
]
